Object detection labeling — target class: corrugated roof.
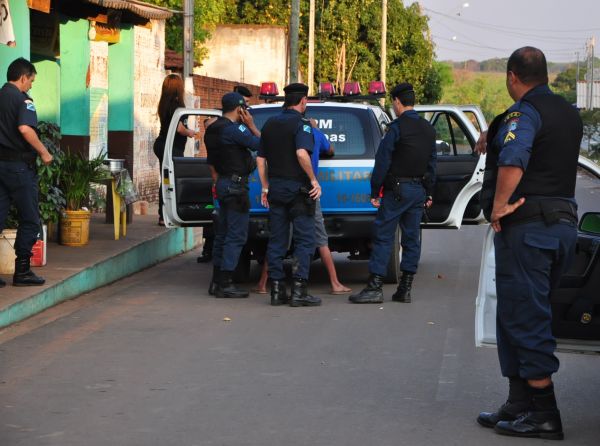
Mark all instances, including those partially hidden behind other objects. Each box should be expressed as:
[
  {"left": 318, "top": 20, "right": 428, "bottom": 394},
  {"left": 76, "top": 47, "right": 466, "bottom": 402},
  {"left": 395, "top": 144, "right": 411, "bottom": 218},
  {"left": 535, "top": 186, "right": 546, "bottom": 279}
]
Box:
[{"left": 85, "top": 0, "right": 174, "bottom": 20}]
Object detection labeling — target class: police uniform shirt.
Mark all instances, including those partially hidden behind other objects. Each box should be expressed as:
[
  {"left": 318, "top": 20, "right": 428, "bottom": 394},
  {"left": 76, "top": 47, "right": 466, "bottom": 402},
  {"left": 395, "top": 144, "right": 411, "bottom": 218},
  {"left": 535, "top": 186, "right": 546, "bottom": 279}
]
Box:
[
  {"left": 213, "top": 119, "right": 260, "bottom": 176},
  {"left": 220, "top": 120, "right": 260, "bottom": 153},
  {"left": 0, "top": 82, "right": 37, "bottom": 154},
  {"left": 370, "top": 109, "right": 436, "bottom": 198},
  {"left": 258, "top": 109, "right": 315, "bottom": 163}
]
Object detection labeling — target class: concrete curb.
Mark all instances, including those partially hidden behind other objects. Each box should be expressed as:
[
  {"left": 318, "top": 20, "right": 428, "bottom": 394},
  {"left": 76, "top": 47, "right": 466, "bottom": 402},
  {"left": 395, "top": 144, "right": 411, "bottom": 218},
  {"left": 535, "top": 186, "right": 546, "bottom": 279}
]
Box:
[{"left": 0, "top": 227, "right": 196, "bottom": 329}]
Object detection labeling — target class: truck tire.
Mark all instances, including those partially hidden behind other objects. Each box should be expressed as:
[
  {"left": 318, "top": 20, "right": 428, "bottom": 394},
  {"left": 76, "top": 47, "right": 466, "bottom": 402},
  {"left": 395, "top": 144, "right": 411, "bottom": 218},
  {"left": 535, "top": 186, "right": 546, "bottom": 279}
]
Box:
[
  {"left": 233, "top": 248, "right": 251, "bottom": 283},
  {"left": 384, "top": 225, "right": 401, "bottom": 284}
]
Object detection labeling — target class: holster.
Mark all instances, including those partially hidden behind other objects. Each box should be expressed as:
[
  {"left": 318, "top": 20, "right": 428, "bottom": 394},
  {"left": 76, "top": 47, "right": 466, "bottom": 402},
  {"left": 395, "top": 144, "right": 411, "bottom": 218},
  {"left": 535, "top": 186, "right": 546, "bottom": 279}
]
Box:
[{"left": 289, "top": 186, "right": 316, "bottom": 218}]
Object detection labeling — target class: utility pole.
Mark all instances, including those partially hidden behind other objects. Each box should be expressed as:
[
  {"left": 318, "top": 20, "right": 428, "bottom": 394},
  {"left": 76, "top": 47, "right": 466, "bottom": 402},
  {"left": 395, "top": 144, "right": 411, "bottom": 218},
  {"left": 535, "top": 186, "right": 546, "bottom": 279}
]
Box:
[
  {"left": 290, "top": 0, "right": 300, "bottom": 83},
  {"left": 380, "top": 0, "right": 388, "bottom": 106},
  {"left": 591, "top": 37, "right": 596, "bottom": 109},
  {"left": 308, "top": 0, "right": 315, "bottom": 94},
  {"left": 576, "top": 51, "right": 580, "bottom": 82},
  {"left": 183, "top": 0, "right": 194, "bottom": 77}
]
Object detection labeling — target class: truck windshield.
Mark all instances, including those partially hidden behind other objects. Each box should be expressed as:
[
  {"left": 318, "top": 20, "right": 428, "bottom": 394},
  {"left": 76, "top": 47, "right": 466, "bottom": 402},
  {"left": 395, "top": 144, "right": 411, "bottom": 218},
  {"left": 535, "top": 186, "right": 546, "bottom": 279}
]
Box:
[{"left": 249, "top": 106, "right": 376, "bottom": 158}]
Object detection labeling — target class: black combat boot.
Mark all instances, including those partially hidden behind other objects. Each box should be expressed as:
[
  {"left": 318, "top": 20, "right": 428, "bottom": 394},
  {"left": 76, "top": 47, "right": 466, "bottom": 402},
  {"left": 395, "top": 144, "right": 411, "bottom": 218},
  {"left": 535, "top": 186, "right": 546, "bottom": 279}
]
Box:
[
  {"left": 215, "top": 271, "right": 249, "bottom": 298},
  {"left": 349, "top": 274, "right": 384, "bottom": 303},
  {"left": 13, "top": 257, "right": 45, "bottom": 287},
  {"left": 290, "top": 278, "right": 321, "bottom": 307},
  {"left": 392, "top": 271, "right": 414, "bottom": 303},
  {"left": 494, "top": 383, "right": 564, "bottom": 440},
  {"left": 208, "top": 266, "right": 219, "bottom": 296},
  {"left": 0, "top": 277, "right": 6, "bottom": 288},
  {"left": 270, "top": 280, "right": 289, "bottom": 306},
  {"left": 478, "top": 377, "right": 531, "bottom": 428}
]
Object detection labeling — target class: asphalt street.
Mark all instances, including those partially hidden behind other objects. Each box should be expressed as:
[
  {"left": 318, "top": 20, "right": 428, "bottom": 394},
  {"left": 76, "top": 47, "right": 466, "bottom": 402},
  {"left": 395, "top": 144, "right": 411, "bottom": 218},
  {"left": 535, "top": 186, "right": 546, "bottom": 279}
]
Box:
[{"left": 0, "top": 170, "right": 598, "bottom": 446}]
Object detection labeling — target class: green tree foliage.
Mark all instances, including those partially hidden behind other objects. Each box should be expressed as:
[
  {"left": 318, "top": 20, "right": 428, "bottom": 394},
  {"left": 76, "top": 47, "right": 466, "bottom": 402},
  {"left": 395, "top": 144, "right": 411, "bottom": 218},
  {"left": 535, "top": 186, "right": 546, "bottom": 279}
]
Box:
[
  {"left": 551, "top": 66, "right": 585, "bottom": 104},
  {"left": 422, "top": 61, "right": 453, "bottom": 103},
  {"left": 148, "top": 0, "right": 440, "bottom": 102}
]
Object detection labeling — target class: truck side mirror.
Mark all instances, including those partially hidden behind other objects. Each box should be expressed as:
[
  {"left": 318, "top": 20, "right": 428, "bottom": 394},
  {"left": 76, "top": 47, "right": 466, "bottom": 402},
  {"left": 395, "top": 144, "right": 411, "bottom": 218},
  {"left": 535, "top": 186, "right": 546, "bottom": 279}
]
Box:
[{"left": 579, "top": 212, "right": 600, "bottom": 235}]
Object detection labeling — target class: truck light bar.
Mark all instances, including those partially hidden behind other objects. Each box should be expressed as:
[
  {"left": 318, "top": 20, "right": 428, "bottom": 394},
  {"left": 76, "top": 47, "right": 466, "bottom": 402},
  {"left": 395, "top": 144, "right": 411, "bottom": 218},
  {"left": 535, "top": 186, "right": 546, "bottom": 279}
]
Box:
[
  {"left": 368, "top": 81, "right": 386, "bottom": 95},
  {"left": 259, "top": 82, "right": 279, "bottom": 96},
  {"left": 318, "top": 82, "right": 336, "bottom": 97},
  {"left": 343, "top": 82, "right": 361, "bottom": 96}
]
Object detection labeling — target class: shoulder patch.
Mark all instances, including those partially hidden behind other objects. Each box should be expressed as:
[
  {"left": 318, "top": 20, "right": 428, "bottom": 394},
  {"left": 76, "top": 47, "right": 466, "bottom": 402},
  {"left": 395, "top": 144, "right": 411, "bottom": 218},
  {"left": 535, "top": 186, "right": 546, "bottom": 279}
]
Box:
[
  {"left": 302, "top": 124, "right": 312, "bottom": 134},
  {"left": 238, "top": 124, "right": 247, "bottom": 132},
  {"left": 503, "top": 111, "right": 521, "bottom": 122},
  {"left": 24, "top": 99, "right": 36, "bottom": 112}
]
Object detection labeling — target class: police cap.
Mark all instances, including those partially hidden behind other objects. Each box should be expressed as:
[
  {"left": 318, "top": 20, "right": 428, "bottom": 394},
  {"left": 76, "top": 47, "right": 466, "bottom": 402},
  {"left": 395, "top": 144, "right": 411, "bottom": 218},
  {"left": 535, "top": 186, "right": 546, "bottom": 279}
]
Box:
[
  {"left": 391, "top": 82, "right": 414, "bottom": 99},
  {"left": 283, "top": 83, "right": 309, "bottom": 96},
  {"left": 221, "top": 92, "right": 247, "bottom": 111},
  {"left": 233, "top": 85, "right": 252, "bottom": 97}
]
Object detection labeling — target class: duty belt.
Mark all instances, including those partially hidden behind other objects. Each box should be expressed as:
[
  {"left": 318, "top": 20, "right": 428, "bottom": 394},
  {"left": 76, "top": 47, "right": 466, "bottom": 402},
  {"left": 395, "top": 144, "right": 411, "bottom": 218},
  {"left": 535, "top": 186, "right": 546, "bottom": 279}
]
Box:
[
  {"left": 500, "top": 198, "right": 578, "bottom": 227},
  {"left": 0, "top": 149, "right": 36, "bottom": 164},
  {"left": 229, "top": 174, "right": 248, "bottom": 184}
]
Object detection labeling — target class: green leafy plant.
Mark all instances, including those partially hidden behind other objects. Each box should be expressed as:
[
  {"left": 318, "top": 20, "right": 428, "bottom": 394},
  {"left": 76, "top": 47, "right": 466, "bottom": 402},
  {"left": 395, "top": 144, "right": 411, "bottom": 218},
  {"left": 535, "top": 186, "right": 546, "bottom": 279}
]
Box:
[
  {"left": 37, "top": 122, "right": 66, "bottom": 224},
  {"left": 59, "top": 151, "right": 111, "bottom": 211}
]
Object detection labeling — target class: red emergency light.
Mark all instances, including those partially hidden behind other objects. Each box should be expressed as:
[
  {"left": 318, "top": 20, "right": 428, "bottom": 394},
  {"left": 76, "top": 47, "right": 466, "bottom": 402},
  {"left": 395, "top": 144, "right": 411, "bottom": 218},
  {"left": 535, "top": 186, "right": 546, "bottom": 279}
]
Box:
[
  {"left": 260, "top": 82, "right": 279, "bottom": 96},
  {"left": 368, "top": 81, "right": 386, "bottom": 95},
  {"left": 343, "top": 82, "right": 361, "bottom": 96},
  {"left": 318, "top": 82, "right": 336, "bottom": 97}
]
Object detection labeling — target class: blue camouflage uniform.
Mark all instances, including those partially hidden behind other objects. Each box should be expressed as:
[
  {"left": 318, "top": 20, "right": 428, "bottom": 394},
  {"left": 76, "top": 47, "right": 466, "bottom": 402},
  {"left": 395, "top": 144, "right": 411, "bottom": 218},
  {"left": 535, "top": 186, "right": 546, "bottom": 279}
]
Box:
[
  {"left": 490, "top": 84, "right": 579, "bottom": 380},
  {"left": 0, "top": 83, "right": 41, "bottom": 261},
  {"left": 368, "top": 110, "right": 437, "bottom": 277},
  {"left": 259, "top": 109, "right": 315, "bottom": 281},
  {"left": 212, "top": 121, "right": 260, "bottom": 273}
]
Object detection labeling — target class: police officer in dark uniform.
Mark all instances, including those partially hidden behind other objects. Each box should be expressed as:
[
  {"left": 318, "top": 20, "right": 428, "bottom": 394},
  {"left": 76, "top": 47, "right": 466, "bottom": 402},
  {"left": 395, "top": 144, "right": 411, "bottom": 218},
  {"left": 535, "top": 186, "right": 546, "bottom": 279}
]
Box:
[
  {"left": 257, "top": 82, "right": 322, "bottom": 307},
  {"left": 475, "top": 47, "right": 581, "bottom": 440},
  {"left": 0, "top": 58, "right": 52, "bottom": 288},
  {"left": 350, "top": 83, "right": 436, "bottom": 304},
  {"left": 205, "top": 92, "right": 260, "bottom": 298}
]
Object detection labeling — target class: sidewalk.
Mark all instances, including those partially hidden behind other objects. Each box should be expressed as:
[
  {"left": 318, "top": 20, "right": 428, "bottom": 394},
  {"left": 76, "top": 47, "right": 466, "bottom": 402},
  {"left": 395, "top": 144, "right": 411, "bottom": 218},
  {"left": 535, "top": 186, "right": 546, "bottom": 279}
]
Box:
[{"left": 0, "top": 214, "right": 201, "bottom": 329}]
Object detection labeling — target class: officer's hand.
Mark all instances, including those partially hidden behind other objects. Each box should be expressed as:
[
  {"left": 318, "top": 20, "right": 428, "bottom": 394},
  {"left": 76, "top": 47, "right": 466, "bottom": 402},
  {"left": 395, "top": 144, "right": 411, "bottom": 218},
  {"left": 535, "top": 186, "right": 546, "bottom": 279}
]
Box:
[
  {"left": 475, "top": 131, "right": 488, "bottom": 155},
  {"left": 309, "top": 180, "right": 321, "bottom": 200},
  {"left": 260, "top": 192, "right": 269, "bottom": 209},
  {"left": 491, "top": 197, "right": 526, "bottom": 233},
  {"left": 371, "top": 198, "right": 381, "bottom": 208},
  {"left": 41, "top": 152, "right": 53, "bottom": 165},
  {"left": 240, "top": 108, "right": 254, "bottom": 126},
  {"left": 309, "top": 118, "right": 318, "bottom": 128},
  {"left": 424, "top": 196, "right": 433, "bottom": 208}
]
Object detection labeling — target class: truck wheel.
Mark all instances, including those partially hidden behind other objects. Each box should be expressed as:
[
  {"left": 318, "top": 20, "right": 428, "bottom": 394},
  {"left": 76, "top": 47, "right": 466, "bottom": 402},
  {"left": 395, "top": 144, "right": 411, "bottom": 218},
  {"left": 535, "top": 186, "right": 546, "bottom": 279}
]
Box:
[
  {"left": 384, "top": 225, "right": 401, "bottom": 284},
  {"left": 233, "top": 248, "right": 251, "bottom": 283}
]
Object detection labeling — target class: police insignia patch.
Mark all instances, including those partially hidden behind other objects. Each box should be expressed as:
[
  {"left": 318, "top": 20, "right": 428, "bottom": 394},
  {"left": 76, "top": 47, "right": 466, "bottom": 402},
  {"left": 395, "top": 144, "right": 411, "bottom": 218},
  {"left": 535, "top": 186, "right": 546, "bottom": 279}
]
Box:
[
  {"left": 508, "top": 120, "right": 518, "bottom": 132},
  {"left": 503, "top": 131, "right": 516, "bottom": 144},
  {"left": 504, "top": 111, "right": 522, "bottom": 121},
  {"left": 238, "top": 124, "right": 247, "bottom": 132},
  {"left": 25, "top": 100, "right": 36, "bottom": 112},
  {"left": 303, "top": 125, "right": 312, "bottom": 133}
]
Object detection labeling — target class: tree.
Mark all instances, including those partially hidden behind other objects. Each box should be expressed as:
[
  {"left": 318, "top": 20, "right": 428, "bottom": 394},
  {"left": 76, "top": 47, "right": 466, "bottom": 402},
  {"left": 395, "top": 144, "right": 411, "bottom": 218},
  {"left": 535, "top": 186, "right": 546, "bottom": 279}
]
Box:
[
  {"left": 551, "top": 66, "right": 585, "bottom": 104},
  {"left": 422, "top": 61, "right": 453, "bottom": 103}
]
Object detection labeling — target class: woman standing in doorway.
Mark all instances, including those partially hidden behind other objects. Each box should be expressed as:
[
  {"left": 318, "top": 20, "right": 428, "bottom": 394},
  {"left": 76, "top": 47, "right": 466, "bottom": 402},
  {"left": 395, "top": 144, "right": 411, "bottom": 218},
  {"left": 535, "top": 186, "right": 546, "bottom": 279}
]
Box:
[{"left": 153, "top": 74, "right": 197, "bottom": 226}]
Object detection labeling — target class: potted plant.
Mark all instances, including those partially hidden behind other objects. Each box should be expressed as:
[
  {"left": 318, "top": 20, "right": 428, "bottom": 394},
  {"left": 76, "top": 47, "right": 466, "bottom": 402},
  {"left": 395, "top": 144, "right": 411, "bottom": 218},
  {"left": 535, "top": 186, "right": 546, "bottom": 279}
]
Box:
[
  {"left": 58, "top": 151, "right": 111, "bottom": 246},
  {"left": 37, "top": 122, "right": 65, "bottom": 241}
]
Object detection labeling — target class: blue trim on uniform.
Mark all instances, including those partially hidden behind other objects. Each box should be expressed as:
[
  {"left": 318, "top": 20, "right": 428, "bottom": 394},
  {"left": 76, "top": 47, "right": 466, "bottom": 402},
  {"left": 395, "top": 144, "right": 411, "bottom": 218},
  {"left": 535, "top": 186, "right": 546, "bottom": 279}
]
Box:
[{"left": 311, "top": 128, "right": 331, "bottom": 175}]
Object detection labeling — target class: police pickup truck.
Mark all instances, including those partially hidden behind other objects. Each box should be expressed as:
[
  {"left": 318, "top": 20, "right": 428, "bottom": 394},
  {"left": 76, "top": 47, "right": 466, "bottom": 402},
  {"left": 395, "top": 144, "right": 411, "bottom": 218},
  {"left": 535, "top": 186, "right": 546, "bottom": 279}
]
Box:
[{"left": 161, "top": 85, "right": 489, "bottom": 283}]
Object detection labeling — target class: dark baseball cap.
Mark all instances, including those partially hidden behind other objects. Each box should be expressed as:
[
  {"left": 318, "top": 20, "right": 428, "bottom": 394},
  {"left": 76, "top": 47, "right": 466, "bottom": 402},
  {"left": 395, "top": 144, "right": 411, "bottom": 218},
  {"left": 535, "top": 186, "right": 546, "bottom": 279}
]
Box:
[
  {"left": 221, "top": 92, "right": 247, "bottom": 110},
  {"left": 283, "top": 82, "right": 309, "bottom": 96}
]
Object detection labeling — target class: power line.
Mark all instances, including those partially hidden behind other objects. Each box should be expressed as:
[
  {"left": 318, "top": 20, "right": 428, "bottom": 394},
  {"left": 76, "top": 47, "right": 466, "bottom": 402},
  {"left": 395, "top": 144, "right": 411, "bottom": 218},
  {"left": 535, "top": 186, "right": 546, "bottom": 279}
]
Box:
[
  {"left": 424, "top": 7, "right": 600, "bottom": 34},
  {"left": 432, "top": 34, "right": 583, "bottom": 55}
]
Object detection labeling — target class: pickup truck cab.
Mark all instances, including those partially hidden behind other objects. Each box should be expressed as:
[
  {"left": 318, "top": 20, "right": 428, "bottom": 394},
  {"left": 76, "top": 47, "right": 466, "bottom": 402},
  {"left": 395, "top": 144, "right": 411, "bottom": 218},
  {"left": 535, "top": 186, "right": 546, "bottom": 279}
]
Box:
[{"left": 161, "top": 99, "right": 487, "bottom": 283}]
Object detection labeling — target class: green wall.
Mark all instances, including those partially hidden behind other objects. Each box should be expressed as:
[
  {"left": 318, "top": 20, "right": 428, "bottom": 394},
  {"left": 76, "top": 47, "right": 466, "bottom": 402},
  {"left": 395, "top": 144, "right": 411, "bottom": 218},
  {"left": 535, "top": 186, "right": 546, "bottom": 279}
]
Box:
[
  {"left": 108, "top": 25, "right": 134, "bottom": 131},
  {"left": 30, "top": 58, "right": 60, "bottom": 124},
  {"left": 59, "top": 18, "right": 89, "bottom": 135},
  {"left": 0, "top": 0, "right": 30, "bottom": 82}
]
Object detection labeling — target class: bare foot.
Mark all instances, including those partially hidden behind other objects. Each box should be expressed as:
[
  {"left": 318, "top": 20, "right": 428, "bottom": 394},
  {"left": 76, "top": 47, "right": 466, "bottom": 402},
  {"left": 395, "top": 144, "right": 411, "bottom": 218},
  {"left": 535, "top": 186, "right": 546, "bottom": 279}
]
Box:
[{"left": 330, "top": 284, "right": 352, "bottom": 295}]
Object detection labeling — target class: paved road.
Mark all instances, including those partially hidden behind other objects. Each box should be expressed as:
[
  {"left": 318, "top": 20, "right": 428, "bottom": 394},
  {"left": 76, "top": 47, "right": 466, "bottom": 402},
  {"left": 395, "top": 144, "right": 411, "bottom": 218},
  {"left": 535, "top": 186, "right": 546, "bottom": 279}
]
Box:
[{"left": 1, "top": 170, "right": 598, "bottom": 446}]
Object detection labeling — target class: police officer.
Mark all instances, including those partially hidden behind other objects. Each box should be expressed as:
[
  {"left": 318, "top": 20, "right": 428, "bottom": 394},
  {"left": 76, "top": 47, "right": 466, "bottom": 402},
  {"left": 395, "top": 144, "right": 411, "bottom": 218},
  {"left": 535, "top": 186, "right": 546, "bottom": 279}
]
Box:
[
  {"left": 349, "top": 83, "right": 436, "bottom": 304},
  {"left": 0, "top": 58, "right": 52, "bottom": 288},
  {"left": 475, "top": 47, "right": 581, "bottom": 440},
  {"left": 206, "top": 92, "right": 260, "bottom": 298},
  {"left": 257, "top": 82, "right": 322, "bottom": 307}
]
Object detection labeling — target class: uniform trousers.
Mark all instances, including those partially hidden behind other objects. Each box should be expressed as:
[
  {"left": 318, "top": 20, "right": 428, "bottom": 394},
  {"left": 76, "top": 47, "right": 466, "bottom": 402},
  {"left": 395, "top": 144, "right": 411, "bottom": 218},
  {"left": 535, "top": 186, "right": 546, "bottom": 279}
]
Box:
[
  {"left": 0, "top": 160, "right": 40, "bottom": 259},
  {"left": 212, "top": 177, "right": 249, "bottom": 272},
  {"left": 266, "top": 178, "right": 315, "bottom": 281},
  {"left": 494, "top": 219, "right": 577, "bottom": 379},
  {"left": 368, "top": 181, "right": 425, "bottom": 276}
]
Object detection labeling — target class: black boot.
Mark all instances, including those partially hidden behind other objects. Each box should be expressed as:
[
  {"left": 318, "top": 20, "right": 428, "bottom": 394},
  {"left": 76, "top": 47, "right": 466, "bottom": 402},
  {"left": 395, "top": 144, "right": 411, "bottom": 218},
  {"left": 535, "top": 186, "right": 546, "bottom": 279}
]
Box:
[
  {"left": 270, "top": 280, "right": 289, "bottom": 306},
  {"left": 349, "top": 274, "right": 384, "bottom": 303},
  {"left": 290, "top": 278, "right": 321, "bottom": 307},
  {"left": 478, "top": 377, "right": 531, "bottom": 428},
  {"left": 494, "top": 383, "right": 564, "bottom": 440},
  {"left": 13, "top": 257, "right": 45, "bottom": 287},
  {"left": 0, "top": 277, "right": 6, "bottom": 288},
  {"left": 208, "top": 266, "right": 219, "bottom": 296},
  {"left": 392, "top": 271, "right": 414, "bottom": 303},
  {"left": 215, "top": 270, "right": 249, "bottom": 298}
]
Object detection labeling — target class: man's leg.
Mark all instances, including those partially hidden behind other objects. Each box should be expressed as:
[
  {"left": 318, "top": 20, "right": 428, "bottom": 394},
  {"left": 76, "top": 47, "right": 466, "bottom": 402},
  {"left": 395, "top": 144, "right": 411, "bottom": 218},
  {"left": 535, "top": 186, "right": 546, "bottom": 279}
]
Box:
[{"left": 289, "top": 212, "right": 320, "bottom": 307}]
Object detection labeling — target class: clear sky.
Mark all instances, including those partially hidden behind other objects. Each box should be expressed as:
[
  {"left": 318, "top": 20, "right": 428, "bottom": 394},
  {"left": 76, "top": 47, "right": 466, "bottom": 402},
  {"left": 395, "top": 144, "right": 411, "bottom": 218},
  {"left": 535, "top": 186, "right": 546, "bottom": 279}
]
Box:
[{"left": 416, "top": 0, "right": 600, "bottom": 63}]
